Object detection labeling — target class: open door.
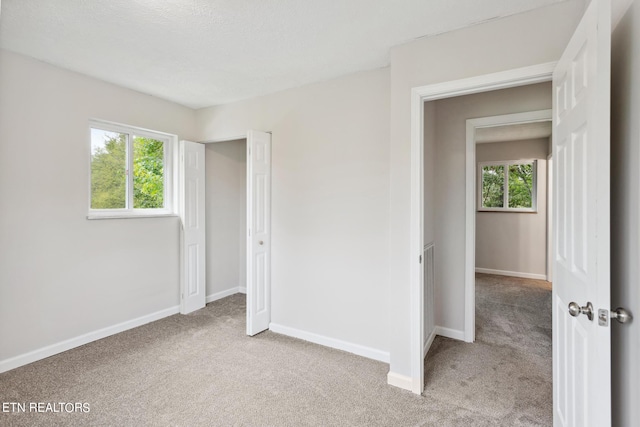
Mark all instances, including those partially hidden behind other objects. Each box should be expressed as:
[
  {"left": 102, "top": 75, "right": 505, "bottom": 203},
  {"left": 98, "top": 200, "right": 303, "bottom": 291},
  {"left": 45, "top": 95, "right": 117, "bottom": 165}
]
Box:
[
  {"left": 552, "top": 0, "right": 611, "bottom": 425},
  {"left": 179, "top": 140, "right": 206, "bottom": 314},
  {"left": 246, "top": 130, "right": 272, "bottom": 336}
]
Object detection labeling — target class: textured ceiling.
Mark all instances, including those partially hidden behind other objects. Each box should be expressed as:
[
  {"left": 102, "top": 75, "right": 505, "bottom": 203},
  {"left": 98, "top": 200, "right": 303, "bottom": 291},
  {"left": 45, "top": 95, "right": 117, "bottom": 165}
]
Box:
[
  {"left": 0, "top": 0, "right": 565, "bottom": 109},
  {"left": 476, "top": 121, "right": 552, "bottom": 144}
]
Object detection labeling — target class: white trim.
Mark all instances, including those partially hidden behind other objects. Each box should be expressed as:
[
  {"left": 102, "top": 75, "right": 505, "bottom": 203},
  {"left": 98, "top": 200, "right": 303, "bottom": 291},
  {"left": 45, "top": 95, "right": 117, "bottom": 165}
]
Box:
[
  {"left": 206, "top": 287, "right": 246, "bottom": 303},
  {"left": 434, "top": 326, "right": 466, "bottom": 341},
  {"left": 0, "top": 305, "right": 179, "bottom": 374},
  {"left": 269, "top": 323, "right": 390, "bottom": 363},
  {"left": 201, "top": 135, "right": 248, "bottom": 144},
  {"left": 423, "top": 328, "right": 437, "bottom": 359},
  {"left": 409, "top": 89, "right": 425, "bottom": 395},
  {"left": 546, "top": 154, "right": 553, "bottom": 282},
  {"left": 87, "top": 212, "right": 177, "bottom": 220},
  {"left": 413, "top": 62, "right": 556, "bottom": 101},
  {"left": 387, "top": 371, "right": 422, "bottom": 394},
  {"left": 475, "top": 267, "right": 547, "bottom": 281},
  {"left": 409, "top": 64, "right": 555, "bottom": 393}
]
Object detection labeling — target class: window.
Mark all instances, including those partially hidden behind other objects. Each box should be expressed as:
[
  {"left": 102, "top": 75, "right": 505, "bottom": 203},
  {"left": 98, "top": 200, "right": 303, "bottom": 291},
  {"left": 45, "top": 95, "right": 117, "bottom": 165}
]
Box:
[
  {"left": 478, "top": 160, "right": 537, "bottom": 212},
  {"left": 89, "top": 120, "right": 175, "bottom": 218}
]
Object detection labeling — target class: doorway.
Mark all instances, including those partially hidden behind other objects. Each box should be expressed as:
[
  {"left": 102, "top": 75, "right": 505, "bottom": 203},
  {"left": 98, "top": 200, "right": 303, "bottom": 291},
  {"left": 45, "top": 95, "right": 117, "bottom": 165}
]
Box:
[
  {"left": 420, "top": 95, "right": 555, "bottom": 422},
  {"left": 179, "top": 131, "right": 273, "bottom": 336},
  {"left": 204, "top": 138, "right": 248, "bottom": 303},
  {"left": 468, "top": 109, "right": 553, "bottom": 342},
  {"left": 409, "top": 63, "right": 556, "bottom": 395}
]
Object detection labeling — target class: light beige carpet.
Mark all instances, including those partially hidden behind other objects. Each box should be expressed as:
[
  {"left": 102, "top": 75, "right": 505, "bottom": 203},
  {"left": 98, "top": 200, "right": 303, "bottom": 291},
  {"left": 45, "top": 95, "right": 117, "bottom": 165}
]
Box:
[
  {"left": 423, "top": 274, "right": 553, "bottom": 426},
  {"left": 0, "top": 273, "right": 552, "bottom": 426}
]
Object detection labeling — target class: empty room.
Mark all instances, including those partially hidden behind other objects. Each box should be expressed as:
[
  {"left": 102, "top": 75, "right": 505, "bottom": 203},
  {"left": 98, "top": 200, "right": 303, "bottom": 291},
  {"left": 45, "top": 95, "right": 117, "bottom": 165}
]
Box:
[{"left": 1, "top": 1, "right": 638, "bottom": 426}]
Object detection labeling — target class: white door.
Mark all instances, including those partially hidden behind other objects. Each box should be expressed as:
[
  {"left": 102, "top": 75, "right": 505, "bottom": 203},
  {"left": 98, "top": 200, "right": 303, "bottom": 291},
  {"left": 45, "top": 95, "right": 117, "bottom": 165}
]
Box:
[
  {"left": 246, "top": 130, "right": 272, "bottom": 336},
  {"left": 179, "top": 140, "right": 206, "bottom": 314},
  {"left": 552, "top": 0, "right": 611, "bottom": 426}
]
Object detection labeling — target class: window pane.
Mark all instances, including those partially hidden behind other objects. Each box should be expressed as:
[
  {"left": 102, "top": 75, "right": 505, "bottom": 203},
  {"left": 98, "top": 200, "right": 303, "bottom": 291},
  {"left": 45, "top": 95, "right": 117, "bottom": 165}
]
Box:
[
  {"left": 508, "top": 163, "right": 533, "bottom": 208},
  {"left": 482, "top": 165, "right": 504, "bottom": 208},
  {"left": 91, "top": 128, "right": 126, "bottom": 209},
  {"left": 133, "top": 136, "right": 164, "bottom": 209}
]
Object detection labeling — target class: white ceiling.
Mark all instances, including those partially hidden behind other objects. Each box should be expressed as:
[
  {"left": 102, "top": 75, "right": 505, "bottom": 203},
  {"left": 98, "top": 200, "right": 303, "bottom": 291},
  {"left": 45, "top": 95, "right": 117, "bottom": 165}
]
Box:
[
  {"left": 0, "top": 0, "right": 565, "bottom": 109},
  {"left": 475, "top": 121, "right": 552, "bottom": 144}
]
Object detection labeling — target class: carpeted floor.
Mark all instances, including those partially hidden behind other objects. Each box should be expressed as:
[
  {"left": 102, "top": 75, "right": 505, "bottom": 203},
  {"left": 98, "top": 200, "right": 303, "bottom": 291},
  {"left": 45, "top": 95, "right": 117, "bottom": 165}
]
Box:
[
  {"left": 423, "top": 274, "right": 553, "bottom": 426},
  {"left": 0, "top": 273, "right": 551, "bottom": 426}
]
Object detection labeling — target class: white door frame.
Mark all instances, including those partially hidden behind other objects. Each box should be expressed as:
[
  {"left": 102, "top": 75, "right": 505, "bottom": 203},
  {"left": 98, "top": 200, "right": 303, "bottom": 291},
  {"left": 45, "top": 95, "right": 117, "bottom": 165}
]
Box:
[
  {"left": 547, "top": 153, "right": 553, "bottom": 282},
  {"left": 464, "top": 109, "right": 552, "bottom": 342},
  {"left": 408, "top": 62, "right": 556, "bottom": 394}
]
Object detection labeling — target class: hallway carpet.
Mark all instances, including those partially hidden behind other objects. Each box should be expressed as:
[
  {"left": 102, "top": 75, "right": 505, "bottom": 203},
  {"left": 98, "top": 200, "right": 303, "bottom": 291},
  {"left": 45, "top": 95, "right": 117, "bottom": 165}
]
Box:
[
  {"left": 0, "top": 274, "right": 551, "bottom": 426},
  {"left": 423, "top": 274, "right": 553, "bottom": 426}
]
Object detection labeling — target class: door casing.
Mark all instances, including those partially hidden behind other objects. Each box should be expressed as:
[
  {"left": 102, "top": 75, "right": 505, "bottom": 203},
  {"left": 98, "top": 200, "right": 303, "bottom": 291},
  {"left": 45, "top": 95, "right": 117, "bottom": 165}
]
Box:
[{"left": 404, "top": 62, "right": 556, "bottom": 394}]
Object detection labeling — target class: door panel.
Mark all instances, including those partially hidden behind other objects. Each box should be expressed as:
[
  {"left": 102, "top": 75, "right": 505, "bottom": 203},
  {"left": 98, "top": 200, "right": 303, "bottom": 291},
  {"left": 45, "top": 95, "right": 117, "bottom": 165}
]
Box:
[
  {"left": 246, "top": 130, "right": 272, "bottom": 336},
  {"left": 180, "top": 140, "right": 206, "bottom": 314},
  {"left": 552, "top": 0, "right": 611, "bottom": 425}
]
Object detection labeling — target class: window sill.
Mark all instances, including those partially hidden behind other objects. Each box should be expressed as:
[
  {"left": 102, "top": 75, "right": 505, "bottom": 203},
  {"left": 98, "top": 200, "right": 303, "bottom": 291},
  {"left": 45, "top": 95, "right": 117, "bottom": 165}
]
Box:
[
  {"left": 87, "top": 211, "right": 178, "bottom": 220},
  {"left": 477, "top": 208, "right": 537, "bottom": 213}
]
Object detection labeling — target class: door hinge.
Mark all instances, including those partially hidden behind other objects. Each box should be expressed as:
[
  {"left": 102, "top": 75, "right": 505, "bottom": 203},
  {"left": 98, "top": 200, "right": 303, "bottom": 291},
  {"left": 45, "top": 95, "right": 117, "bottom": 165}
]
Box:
[
  {"left": 181, "top": 292, "right": 184, "bottom": 301},
  {"left": 419, "top": 255, "right": 422, "bottom": 264}
]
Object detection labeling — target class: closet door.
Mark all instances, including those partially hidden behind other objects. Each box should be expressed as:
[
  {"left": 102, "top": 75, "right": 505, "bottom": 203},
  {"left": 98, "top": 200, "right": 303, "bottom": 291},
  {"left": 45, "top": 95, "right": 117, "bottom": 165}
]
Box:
[
  {"left": 246, "top": 131, "right": 272, "bottom": 336},
  {"left": 179, "top": 140, "right": 206, "bottom": 314}
]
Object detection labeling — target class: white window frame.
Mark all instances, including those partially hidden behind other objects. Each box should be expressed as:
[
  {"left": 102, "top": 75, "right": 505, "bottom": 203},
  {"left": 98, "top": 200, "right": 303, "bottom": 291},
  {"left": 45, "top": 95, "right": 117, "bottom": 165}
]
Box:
[
  {"left": 477, "top": 159, "right": 538, "bottom": 213},
  {"left": 88, "top": 119, "right": 178, "bottom": 219}
]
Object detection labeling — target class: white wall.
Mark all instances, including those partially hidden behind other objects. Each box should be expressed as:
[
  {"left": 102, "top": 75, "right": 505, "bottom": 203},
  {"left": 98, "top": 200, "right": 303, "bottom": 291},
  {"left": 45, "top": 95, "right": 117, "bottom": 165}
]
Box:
[
  {"left": 196, "top": 68, "right": 391, "bottom": 357},
  {"left": 475, "top": 138, "right": 549, "bottom": 278},
  {"left": 611, "top": 1, "right": 640, "bottom": 424},
  {"left": 0, "top": 50, "right": 197, "bottom": 367},
  {"left": 205, "top": 139, "right": 247, "bottom": 298},
  {"left": 387, "top": 0, "right": 587, "bottom": 376}
]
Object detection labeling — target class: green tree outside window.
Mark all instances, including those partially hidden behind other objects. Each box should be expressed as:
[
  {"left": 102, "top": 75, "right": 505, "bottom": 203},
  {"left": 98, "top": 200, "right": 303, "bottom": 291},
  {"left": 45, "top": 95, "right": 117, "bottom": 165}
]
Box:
[
  {"left": 91, "top": 129, "right": 165, "bottom": 210},
  {"left": 479, "top": 161, "right": 536, "bottom": 211}
]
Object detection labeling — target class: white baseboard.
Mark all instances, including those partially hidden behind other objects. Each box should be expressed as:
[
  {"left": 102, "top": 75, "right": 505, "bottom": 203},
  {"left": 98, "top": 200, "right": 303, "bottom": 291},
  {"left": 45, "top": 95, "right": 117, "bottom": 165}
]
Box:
[
  {"left": 475, "top": 267, "right": 547, "bottom": 281},
  {"left": 269, "top": 323, "right": 389, "bottom": 363},
  {"left": 423, "top": 328, "right": 437, "bottom": 358},
  {"left": 387, "top": 371, "right": 422, "bottom": 394},
  {"left": 206, "top": 286, "right": 245, "bottom": 303},
  {"left": 0, "top": 305, "right": 180, "bottom": 374},
  {"left": 434, "top": 326, "right": 466, "bottom": 341}
]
